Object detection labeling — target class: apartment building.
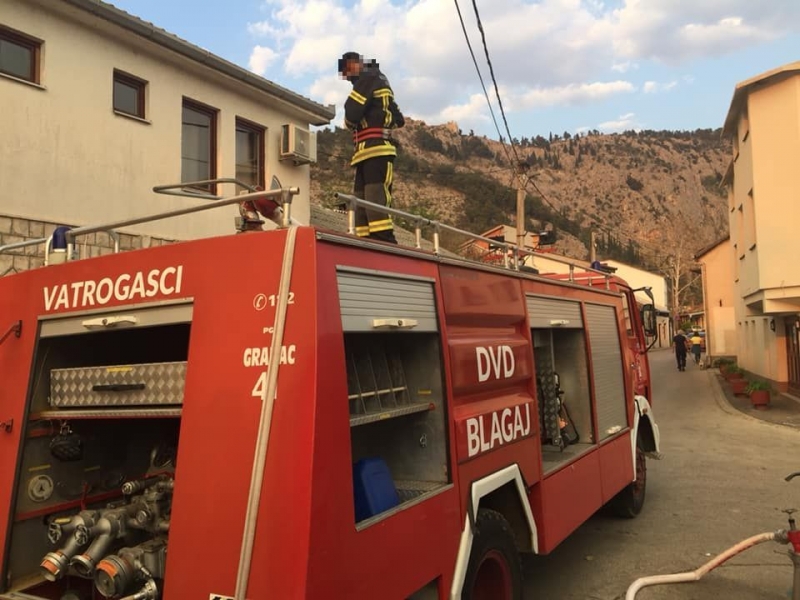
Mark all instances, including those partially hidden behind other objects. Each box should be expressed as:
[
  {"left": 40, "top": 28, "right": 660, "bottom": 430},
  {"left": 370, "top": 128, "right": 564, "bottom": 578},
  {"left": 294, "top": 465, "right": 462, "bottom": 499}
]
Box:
[
  {"left": 694, "top": 236, "right": 737, "bottom": 361},
  {"left": 721, "top": 60, "right": 800, "bottom": 391},
  {"left": 0, "top": 0, "right": 334, "bottom": 273}
]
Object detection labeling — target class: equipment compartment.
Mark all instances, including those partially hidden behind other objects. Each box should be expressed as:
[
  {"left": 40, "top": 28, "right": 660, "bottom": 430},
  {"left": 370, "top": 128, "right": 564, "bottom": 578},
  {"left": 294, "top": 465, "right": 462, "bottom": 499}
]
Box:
[
  {"left": 2, "top": 305, "right": 191, "bottom": 599},
  {"left": 345, "top": 332, "right": 451, "bottom": 527}
]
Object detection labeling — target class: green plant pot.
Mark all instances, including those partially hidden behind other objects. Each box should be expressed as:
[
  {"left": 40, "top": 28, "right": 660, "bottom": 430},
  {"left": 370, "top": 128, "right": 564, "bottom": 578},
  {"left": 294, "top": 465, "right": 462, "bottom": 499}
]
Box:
[{"left": 750, "top": 390, "right": 770, "bottom": 409}]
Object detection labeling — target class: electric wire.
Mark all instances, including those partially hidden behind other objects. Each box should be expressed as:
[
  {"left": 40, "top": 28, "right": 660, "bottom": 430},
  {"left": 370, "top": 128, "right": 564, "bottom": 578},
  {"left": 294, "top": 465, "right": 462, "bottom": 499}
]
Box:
[
  {"left": 456, "top": 1, "right": 675, "bottom": 263},
  {"left": 468, "top": 0, "right": 520, "bottom": 166},
  {"left": 452, "top": 0, "right": 515, "bottom": 168}
]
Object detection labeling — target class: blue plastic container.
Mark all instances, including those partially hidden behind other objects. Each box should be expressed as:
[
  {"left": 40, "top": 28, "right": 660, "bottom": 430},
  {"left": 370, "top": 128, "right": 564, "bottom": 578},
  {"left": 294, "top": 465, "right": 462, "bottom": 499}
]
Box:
[{"left": 353, "top": 457, "right": 400, "bottom": 522}]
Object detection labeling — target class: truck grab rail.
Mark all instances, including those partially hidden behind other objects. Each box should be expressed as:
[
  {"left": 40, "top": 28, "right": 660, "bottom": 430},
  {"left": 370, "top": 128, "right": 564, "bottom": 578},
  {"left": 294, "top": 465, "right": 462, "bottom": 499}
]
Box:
[
  {"left": 0, "top": 229, "right": 121, "bottom": 266},
  {"left": 334, "top": 191, "right": 612, "bottom": 287},
  {"left": 152, "top": 177, "right": 259, "bottom": 200},
  {"left": 0, "top": 185, "right": 299, "bottom": 267}
]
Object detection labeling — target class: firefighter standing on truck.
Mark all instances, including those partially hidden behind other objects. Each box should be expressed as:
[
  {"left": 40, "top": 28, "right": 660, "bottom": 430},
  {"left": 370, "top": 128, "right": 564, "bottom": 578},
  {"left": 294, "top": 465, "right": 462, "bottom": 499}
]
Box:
[{"left": 338, "top": 51, "right": 405, "bottom": 244}]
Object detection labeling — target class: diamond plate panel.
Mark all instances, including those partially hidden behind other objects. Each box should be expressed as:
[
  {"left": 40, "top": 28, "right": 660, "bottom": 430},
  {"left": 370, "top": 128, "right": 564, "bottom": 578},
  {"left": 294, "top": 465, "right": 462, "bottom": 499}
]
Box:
[{"left": 50, "top": 362, "right": 187, "bottom": 407}]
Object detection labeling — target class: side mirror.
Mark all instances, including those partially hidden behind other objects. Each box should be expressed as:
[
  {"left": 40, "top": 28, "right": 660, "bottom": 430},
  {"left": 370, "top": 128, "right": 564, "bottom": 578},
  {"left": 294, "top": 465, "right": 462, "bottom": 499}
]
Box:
[{"left": 640, "top": 304, "right": 657, "bottom": 337}]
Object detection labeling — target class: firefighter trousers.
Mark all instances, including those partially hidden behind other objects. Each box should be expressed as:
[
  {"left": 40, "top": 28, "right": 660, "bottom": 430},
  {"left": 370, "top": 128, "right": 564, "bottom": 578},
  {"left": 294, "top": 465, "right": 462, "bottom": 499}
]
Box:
[{"left": 353, "top": 155, "right": 397, "bottom": 244}]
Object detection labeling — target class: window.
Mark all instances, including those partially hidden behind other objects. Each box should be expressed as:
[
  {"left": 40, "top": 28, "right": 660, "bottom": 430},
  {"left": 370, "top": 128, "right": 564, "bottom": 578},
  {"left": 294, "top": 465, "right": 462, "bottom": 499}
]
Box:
[
  {"left": 113, "top": 70, "right": 146, "bottom": 119},
  {"left": 0, "top": 25, "right": 41, "bottom": 83},
  {"left": 181, "top": 99, "right": 217, "bottom": 193},
  {"left": 235, "top": 118, "right": 265, "bottom": 189}
]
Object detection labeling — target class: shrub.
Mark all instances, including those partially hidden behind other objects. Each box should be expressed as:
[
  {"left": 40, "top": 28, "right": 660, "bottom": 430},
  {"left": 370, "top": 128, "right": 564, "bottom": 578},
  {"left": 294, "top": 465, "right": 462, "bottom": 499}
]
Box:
[
  {"left": 626, "top": 174, "right": 644, "bottom": 192},
  {"left": 745, "top": 380, "right": 771, "bottom": 393}
]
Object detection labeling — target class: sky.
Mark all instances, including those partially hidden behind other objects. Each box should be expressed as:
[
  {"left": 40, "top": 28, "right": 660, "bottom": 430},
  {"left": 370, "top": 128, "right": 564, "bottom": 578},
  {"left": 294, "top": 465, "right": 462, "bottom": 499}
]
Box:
[{"left": 109, "top": 0, "right": 800, "bottom": 139}]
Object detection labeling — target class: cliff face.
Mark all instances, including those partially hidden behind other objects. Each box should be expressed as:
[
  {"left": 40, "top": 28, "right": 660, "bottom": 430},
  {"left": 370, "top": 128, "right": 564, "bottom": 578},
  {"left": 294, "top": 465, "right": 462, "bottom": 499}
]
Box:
[{"left": 311, "top": 119, "right": 730, "bottom": 266}]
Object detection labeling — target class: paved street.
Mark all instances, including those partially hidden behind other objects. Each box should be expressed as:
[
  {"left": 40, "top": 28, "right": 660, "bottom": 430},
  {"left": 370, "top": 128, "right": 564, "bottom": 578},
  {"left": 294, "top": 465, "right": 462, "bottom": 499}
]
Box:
[{"left": 523, "top": 348, "right": 800, "bottom": 599}]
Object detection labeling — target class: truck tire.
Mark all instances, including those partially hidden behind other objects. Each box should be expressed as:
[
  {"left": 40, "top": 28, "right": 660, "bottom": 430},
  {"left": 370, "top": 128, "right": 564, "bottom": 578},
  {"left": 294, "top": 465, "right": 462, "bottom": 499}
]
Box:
[
  {"left": 611, "top": 432, "right": 647, "bottom": 518},
  {"left": 462, "top": 509, "right": 523, "bottom": 600}
]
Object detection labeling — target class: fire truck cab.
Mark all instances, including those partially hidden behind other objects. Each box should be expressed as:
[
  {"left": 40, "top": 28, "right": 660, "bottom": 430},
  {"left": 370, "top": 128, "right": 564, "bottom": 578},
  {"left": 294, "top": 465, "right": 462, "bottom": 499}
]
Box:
[{"left": 0, "top": 187, "right": 660, "bottom": 600}]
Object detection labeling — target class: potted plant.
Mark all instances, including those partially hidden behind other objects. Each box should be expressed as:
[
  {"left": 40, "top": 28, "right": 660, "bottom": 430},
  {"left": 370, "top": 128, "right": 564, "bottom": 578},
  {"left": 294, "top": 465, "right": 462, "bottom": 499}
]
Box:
[
  {"left": 717, "top": 358, "right": 734, "bottom": 375},
  {"left": 725, "top": 365, "right": 745, "bottom": 381},
  {"left": 746, "top": 380, "right": 771, "bottom": 409},
  {"left": 730, "top": 377, "right": 748, "bottom": 396}
]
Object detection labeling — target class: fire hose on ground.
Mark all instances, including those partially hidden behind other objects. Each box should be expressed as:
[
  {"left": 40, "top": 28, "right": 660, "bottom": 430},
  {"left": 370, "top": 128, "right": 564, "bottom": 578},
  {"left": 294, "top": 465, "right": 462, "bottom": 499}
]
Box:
[{"left": 625, "top": 529, "right": 796, "bottom": 600}]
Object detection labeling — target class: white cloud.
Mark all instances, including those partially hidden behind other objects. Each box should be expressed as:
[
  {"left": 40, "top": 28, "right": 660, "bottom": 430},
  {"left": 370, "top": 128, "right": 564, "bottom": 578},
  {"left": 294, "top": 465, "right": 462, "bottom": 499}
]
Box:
[
  {"left": 609, "top": 1, "right": 799, "bottom": 64},
  {"left": 518, "top": 80, "right": 636, "bottom": 108},
  {"left": 439, "top": 94, "right": 492, "bottom": 123},
  {"left": 643, "top": 80, "right": 677, "bottom": 94},
  {"left": 248, "top": 45, "right": 278, "bottom": 76},
  {"left": 611, "top": 61, "right": 638, "bottom": 73},
  {"left": 245, "top": 0, "right": 800, "bottom": 129},
  {"left": 596, "top": 112, "right": 641, "bottom": 133}
]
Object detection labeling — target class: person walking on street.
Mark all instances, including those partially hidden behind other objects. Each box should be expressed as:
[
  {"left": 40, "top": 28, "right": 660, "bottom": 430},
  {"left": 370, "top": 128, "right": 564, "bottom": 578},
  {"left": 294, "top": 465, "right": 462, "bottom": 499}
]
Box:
[
  {"left": 338, "top": 51, "right": 405, "bottom": 244},
  {"left": 690, "top": 331, "right": 703, "bottom": 365},
  {"left": 673, "top": 329, "right": 688, "bottom": 371}
]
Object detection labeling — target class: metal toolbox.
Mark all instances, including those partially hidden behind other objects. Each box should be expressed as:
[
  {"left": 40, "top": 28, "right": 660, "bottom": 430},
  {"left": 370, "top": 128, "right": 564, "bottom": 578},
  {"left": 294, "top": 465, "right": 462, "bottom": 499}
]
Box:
[{"left": 49, "top": 361, "right": 187, "bottom": 408}]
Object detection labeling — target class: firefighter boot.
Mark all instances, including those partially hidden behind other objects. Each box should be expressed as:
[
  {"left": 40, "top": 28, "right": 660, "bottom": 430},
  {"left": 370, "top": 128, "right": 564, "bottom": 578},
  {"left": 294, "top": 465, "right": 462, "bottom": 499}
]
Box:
[{"left": 370, "top": 229, "right": 398, "bottom": 244}]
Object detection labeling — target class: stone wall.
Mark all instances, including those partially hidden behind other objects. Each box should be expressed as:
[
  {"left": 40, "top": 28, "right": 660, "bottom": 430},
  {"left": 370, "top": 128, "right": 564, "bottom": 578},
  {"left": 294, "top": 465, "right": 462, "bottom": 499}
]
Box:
[{"left": 0, "top": 215, "right": 176, "bottom": 276}]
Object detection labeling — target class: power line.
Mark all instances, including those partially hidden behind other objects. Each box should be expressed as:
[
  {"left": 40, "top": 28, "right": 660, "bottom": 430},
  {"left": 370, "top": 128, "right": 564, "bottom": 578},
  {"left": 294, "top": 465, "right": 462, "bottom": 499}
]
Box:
[
  {"left": 468, "top": 0, "right": 520, "bottom": 166},
  {"left": 452, "top": 0, "right": 515, "bottom": 168}
]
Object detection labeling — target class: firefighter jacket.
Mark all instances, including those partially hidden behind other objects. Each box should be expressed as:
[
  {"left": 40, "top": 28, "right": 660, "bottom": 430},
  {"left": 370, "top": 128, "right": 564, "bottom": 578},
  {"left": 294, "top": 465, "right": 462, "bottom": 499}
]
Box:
[{"left": 344, "top": 63, "right": 405, "bottom": 166}]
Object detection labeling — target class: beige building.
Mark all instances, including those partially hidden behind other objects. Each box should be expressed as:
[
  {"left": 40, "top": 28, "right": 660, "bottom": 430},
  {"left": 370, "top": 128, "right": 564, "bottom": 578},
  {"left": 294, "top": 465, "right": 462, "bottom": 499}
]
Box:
[
  {"left": 694, "top": 236, "right": 737, "bottom": 360},
  {"left": 721, "top": 60, "right": 800, "bottom": 391},
  {"left": 0, "top": 0, "right": 334, "bottom": 273}
]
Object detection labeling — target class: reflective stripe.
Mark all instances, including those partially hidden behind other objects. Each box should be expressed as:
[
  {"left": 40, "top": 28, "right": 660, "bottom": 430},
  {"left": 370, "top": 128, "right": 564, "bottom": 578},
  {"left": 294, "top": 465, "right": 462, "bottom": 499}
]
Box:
[
  {"left": 368, "top": 219, "right": 393, "bottom": 233},
  {"left": 373, "top": 88, "right": 392, "bottom": 98},
  {"left": 350, "top": 144, "right": 396, "bottom": 165},
  {"left": 383, "top": 161, "right": 393, "bottom": 208},
  {"left": 353, "top": 127, "right": 390, "bottom": 143},
  {"left": 355, "top": 225, "right": 370, "bottom": 237},
  {"left": 349, "top": 90, "right": 367, "bottom": 104},
  {"left": 383, "top": 95, "right": 391, "bottom": 127}
]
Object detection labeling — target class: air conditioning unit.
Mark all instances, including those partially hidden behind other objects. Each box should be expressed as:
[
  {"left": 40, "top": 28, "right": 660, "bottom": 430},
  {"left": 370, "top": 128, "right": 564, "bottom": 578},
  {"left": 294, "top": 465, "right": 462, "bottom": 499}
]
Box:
[{"left": 280, "top": 124, "right": 317, "bottom": 165}]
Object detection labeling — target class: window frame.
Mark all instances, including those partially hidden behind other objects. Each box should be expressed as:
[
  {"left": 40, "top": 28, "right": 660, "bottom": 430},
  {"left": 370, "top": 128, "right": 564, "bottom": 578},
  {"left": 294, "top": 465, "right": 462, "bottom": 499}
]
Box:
[
  {"left": 235, "top": 117, "right": 266, "bottom": 190},
  {"left": 181, "top": 98, "right": 218, "bottom": 195},
  {"left": 0, "top": 25, "right": 42, "bottom": 84},
  {"left": 112, "top": 69, "right": 147, "bottom": 119}
]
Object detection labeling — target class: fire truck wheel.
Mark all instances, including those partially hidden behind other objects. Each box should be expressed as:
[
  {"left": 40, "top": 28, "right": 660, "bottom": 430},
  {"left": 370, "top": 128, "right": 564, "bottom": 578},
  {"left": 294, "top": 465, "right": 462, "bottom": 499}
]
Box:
[
  {"left": 462, "top": 508, "right": 523, "bottom": 600},
  {"left": 610, "top": 433, "right": 647, "bottom": 518}
]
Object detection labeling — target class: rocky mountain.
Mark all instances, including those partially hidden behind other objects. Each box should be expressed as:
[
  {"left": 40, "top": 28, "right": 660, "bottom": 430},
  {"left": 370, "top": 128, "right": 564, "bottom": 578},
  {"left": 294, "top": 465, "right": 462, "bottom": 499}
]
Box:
[{"left": 310, "top": 119, "right": 730, "bottom": 270}]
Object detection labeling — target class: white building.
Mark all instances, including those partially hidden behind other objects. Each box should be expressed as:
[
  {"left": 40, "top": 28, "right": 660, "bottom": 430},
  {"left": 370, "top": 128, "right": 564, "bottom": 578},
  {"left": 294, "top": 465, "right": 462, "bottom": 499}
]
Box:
[{"left": 0, "top": 0, "right": 334, "bottom": 271}]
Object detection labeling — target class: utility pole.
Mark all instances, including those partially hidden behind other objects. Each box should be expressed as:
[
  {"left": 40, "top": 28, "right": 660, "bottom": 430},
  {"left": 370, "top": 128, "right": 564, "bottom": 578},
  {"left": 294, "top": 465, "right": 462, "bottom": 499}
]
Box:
[
  {"left": 516, "top": 162, "right": 529, "bottom": 251},
  {"left": 589, "top": 230, "right": 597, "bottom": 263}
]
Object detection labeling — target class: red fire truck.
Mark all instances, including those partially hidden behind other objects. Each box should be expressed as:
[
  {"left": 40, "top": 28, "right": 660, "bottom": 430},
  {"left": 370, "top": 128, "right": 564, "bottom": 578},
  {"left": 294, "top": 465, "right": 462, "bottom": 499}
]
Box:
[{"left": 0, "top": 183, "right": 661, "bottom": 600}]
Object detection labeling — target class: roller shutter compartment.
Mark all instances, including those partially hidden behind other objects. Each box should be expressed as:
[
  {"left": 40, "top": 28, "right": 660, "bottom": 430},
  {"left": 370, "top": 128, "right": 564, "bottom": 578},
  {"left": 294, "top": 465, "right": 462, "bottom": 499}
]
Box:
[
  {"left": 337, "top": 269, "right": 438, "bottom": 333},
  {"left": 526, "top": 295, "right": 583, "bottom": 329},
  {"left": 585, "top": 303, "right": 628, "bottom": 440}
]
